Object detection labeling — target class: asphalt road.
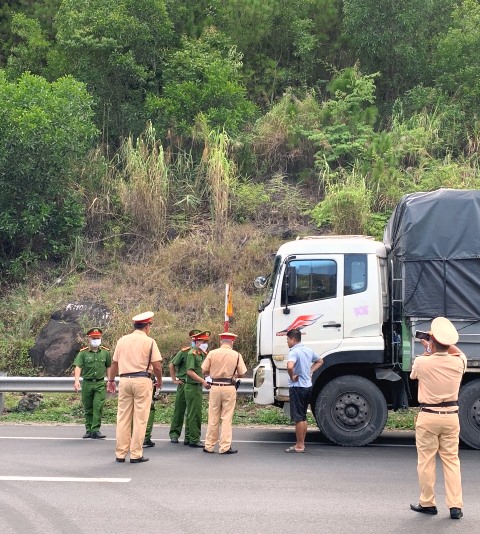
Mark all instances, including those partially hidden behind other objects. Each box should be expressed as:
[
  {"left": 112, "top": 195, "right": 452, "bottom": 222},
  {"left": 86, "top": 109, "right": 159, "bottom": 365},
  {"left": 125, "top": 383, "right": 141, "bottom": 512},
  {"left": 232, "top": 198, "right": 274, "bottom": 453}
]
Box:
[{"left": 0, "top": 424, "right": 478, "bottom": 534}]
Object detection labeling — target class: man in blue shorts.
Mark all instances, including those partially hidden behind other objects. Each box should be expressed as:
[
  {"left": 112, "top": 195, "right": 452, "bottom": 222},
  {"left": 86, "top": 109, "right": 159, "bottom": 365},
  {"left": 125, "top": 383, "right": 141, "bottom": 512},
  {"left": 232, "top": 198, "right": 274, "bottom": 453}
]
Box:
[{"left": 285, "top": 328, "right": 324, "bottom": 453}]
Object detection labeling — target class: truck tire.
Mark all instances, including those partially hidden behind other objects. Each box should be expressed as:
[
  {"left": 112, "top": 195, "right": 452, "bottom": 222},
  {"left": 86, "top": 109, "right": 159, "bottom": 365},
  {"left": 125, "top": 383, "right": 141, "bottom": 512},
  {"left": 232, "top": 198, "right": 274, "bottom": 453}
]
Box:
[
  {"left": 459, "top": 380, "right": 480, "bottom": 449},
  {"left": 314, "top": 375, "right": 388, "bottom": 447}
]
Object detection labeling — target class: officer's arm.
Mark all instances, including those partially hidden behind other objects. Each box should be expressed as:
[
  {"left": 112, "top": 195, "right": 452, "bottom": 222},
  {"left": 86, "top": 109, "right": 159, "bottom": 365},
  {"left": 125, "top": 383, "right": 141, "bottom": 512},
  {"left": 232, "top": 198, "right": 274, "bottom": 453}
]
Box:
[
  {"left": 187, "top": 368, "right": 209, "bottom": 388},
  {"left": 169, "top": 362, "right": 181, "bottom": 383},
  {"left": 107, "top": 361, "right": 119, "bottom": 392},
  {"left": 74, "top": 366, "right": 82, "bottom": 391}
]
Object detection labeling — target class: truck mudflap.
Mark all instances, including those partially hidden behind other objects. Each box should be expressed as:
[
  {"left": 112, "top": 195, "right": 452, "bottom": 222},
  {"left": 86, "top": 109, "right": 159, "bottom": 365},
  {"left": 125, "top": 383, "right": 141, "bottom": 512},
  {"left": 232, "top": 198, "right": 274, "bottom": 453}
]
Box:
[
  {"left": 253, "top": 358, "right": 275, "bottom": 405},
  {"left": 459, "top": 379, "right": 480, "bottom": 449}
]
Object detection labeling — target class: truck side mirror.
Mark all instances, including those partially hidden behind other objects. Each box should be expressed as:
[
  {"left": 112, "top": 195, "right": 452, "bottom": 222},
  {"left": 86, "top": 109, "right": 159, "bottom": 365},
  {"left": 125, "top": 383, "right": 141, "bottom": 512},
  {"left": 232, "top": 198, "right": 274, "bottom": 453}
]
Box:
[
  {"left": 254, "top": 276, "right": 268, "bottom": 289},
  {"left": 286, "top": 265, "right": 297, "bottom": 297}
]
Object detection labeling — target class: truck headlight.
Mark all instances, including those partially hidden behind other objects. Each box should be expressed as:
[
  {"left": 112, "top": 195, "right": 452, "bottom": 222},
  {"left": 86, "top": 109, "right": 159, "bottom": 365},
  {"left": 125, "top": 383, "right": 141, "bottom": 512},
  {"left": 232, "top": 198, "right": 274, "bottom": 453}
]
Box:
[{"left": 254, "top": 367, "right": 265, "bottom": 388}]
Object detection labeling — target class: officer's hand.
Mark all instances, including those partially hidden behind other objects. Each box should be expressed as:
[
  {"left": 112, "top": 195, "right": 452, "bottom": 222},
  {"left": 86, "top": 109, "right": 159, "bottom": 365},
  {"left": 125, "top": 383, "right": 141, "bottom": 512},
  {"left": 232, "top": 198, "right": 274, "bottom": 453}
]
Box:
[
  {"left": 74, "top": 381, "right": 81, "bottom": 392},
  {"left": 107, "top": 381, "right": 117, "bottom": 394},
  {"left": 420, "top": 339, "right": 432, "bottom": 355}
]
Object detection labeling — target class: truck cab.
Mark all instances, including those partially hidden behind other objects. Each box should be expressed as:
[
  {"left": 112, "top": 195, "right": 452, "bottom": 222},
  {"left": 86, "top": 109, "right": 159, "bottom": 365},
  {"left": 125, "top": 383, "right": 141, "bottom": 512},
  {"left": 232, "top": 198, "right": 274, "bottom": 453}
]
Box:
[{"left": 254, "top": 236, "right": 393, "bottom": 445}]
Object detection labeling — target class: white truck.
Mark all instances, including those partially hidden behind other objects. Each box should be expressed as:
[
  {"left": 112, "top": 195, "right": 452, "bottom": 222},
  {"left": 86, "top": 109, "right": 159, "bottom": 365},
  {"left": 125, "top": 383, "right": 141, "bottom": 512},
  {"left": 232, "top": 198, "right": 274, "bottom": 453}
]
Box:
[{"left": 253, "top": 189, "right": 480, "bottom": 448}]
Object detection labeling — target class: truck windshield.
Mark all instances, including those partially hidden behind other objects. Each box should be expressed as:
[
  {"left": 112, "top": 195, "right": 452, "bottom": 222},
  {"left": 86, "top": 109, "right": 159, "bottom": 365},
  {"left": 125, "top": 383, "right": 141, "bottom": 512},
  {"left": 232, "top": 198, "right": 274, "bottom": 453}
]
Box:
[{"left": 260, "top": 255, "right": 281, "bottom": 310}]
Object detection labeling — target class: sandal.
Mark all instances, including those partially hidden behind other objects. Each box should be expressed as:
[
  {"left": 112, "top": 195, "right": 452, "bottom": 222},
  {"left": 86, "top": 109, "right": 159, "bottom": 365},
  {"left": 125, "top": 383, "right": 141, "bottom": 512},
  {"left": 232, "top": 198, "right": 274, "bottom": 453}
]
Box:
[{"left": 285, "top": 446, "right": 305, "bottom": 453}]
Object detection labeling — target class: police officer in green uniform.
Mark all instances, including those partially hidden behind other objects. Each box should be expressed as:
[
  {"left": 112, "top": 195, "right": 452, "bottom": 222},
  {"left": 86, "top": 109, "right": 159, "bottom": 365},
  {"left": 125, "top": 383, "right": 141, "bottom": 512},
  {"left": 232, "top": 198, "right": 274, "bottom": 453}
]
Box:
[
  {"left": 184, "top": 331, "right": 211, "bottom": 448},
  {"left": 74, "top": 327, "right": 111, "bottom": 439},
  {"left": 168, "top": 329, "right": 201, "bottom": 445}
]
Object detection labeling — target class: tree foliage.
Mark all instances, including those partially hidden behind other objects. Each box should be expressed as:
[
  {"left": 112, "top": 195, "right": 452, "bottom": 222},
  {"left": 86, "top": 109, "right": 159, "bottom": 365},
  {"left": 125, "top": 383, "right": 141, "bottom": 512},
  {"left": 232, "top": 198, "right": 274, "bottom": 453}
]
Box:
[
  {"left": 0, "top": 71, "right": 97, "bottom": 277},
  {"left": 343, "top": 0, "right": 457, "bottom": 101},
  {"left": 434, "top": 0, "right": 480, "bottom": 112},
  {"left": 217, "top": 0, "right": 341, "bottom": 104},
  {"left": 53, "top": 0, "right": 174, "bottom": 143},
  {"left": 146, "top": 29, "right": 257, "bottom": 137},
  {"left": 0, "top": 0, "right": 479, "bottom": 277},
  {"left": 6, "top": 13, "right": 50, "bottom": 78}
]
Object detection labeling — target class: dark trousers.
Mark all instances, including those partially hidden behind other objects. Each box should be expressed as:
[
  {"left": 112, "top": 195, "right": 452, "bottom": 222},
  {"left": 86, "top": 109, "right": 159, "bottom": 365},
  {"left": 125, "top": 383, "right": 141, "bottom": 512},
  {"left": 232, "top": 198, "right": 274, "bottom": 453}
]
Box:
[
  {"left": 81, "top": 380, "right": 106, "bottom": 432},
  {"left": 169, "top": 383, "right": 188, "bottom": 440},
  {"left": 185, "top": 383, "right": 202, "bottom": 443}
]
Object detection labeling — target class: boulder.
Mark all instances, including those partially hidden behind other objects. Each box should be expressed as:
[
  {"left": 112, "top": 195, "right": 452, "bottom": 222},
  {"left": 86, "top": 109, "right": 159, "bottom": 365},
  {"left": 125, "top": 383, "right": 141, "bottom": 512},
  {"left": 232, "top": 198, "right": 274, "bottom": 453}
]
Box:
[
  {"left": 29, "top": 302, "right": 111, "bottom": 375},
  {"left": 16, "top": 393, "right": 43, "bottom": 412}
]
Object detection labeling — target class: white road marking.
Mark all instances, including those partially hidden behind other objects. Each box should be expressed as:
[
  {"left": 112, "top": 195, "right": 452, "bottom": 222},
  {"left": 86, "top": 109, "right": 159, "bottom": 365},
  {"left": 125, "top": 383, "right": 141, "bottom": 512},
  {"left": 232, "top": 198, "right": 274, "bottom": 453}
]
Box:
[{"left": 0, "top": 476, "right": 130, "bottom": 483}]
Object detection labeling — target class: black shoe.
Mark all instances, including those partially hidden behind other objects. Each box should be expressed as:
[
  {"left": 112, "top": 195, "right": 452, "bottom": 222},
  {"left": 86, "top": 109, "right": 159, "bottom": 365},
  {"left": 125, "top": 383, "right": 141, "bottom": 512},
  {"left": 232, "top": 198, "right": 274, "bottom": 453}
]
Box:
[
  {"left": 130, "top": 456, "right": 149, "bottom": 463},
  {"left": 170, "top": 438, "right": 179, "bottom": 444},
  {"left": 82, "top": 432, "right": 92, "bottom": 439},
  {"left": 116, "top": 458, "right": 125, "bottom": 463},
  {"left": 184, "top": 441, "right": 190, "bottom": 446},
  {"left": 410, "top": 504, "right": 438, "bottom": 515},
  {"left": 220, "top": 448, "right": 238, "bottom": 455},
  {"left": 203, "top": 447, "right": 214, "bottom": 453},
  {"left": 143, "top": 439, "right": 155, "bottom": 447},
  {"left": 189, "top": 442, "right": 204, "bottom": 448},
  {"left": 450, "top": 507, "right": 463, "bottom": 519},
  {"left": 90, "top": 431, "right": 106, "bottom": 439}
]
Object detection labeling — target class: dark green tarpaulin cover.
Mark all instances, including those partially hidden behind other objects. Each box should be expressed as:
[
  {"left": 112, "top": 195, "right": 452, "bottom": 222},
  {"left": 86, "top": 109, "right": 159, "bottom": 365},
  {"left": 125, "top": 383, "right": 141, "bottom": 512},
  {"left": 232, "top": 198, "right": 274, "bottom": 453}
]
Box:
[{"left": 384, "top": 188, "right": 480, "bottom": 320}]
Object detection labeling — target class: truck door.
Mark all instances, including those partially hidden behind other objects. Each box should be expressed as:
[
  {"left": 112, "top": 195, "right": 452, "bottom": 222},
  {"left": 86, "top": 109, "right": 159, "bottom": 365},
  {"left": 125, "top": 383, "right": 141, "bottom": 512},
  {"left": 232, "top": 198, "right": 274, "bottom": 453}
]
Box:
[{"left": 271, "top": 255, "right": 344, "bottom": 358}]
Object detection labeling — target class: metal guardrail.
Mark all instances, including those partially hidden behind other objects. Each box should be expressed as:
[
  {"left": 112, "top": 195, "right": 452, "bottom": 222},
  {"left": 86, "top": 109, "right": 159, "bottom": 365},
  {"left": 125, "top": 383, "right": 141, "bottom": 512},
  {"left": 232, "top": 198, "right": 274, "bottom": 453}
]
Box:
[{"left": 0, "top": 376, "right": 253, "bottom": 412}]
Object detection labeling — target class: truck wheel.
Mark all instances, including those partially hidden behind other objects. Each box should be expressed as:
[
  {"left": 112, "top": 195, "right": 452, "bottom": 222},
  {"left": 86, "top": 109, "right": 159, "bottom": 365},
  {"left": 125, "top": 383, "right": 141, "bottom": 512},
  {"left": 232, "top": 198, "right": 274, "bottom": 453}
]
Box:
[
  {"left": 459, "top": 380, "right": 480, "bottom": 449},
  {"left": 314, "top": 375, "right": 387, "bottom": 447}
]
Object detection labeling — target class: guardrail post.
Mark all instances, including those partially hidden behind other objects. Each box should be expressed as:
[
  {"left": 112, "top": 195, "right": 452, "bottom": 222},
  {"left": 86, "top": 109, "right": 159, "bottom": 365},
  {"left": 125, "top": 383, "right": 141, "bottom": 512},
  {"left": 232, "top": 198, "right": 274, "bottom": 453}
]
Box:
[{"left": 0, "top": 372, "right": 6, "bottom": 414}]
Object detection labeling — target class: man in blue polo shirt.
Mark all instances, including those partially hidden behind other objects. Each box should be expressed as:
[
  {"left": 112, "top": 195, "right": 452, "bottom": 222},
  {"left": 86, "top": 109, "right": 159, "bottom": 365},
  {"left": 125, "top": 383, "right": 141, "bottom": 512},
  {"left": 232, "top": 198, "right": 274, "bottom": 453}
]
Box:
[{"left": 285, "top": 328, "right": 324, "bottom": 453}]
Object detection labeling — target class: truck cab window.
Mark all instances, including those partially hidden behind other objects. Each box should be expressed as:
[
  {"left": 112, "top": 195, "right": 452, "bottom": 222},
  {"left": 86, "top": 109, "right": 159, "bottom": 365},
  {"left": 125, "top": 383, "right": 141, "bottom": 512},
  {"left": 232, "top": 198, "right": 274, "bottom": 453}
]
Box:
[
  {"left": 281, "top": 259, "right": 337, "bottom": 305},
  {"left": 344, "top": 254, "right": 367, "bottom": 295}
]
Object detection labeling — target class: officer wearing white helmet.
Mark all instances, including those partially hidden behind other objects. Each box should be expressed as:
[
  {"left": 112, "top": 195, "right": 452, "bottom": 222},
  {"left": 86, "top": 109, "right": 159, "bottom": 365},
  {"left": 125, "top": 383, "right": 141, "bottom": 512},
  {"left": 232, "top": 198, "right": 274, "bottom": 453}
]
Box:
[
  {"left": 107, "top": 312, "right": 162, "bottom": 464},
  {"left": 409, "top": 317, "right": 467, "bottom": 520}
]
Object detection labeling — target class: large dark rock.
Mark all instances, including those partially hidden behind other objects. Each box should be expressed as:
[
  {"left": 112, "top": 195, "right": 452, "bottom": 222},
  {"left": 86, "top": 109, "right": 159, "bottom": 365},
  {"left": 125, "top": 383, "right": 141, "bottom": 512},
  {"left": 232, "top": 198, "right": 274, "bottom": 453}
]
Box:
[{"left": 29, "top": 303, "right": 111, "bottom": 375}]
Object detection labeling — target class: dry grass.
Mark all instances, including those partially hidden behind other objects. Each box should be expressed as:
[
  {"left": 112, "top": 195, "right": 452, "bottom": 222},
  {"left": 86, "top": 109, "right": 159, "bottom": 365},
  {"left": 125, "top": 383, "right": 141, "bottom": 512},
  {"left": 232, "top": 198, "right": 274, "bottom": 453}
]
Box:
[{"left": 64, "top": 224, "right": 285, "bottom": 368}]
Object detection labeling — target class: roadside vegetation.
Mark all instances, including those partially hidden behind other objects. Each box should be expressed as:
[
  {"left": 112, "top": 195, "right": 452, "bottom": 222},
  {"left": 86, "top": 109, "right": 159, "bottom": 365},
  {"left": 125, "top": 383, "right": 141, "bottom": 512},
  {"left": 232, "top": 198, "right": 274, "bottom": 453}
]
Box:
[{"left": 1, "top": 393, "right": 417, "bottom": 430}]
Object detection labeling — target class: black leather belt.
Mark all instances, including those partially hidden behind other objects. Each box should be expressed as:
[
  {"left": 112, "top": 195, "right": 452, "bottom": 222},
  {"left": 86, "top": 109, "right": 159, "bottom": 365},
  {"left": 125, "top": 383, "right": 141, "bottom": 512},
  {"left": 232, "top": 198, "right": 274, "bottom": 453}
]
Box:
[
  {"left": 120, "top": 372, "right": 151, "bottom": 378},
  {"left": 211, "top": 378, "right": 233, "bottom": 383},
  {"left": 83, "top": 378, "right": 104, "bottom": 382},
  {"left": 212, "top": 382, "right": 235, "bottom": 387},
  {"left": 421, "top": 408, "right": 459, "bottom": 414}
]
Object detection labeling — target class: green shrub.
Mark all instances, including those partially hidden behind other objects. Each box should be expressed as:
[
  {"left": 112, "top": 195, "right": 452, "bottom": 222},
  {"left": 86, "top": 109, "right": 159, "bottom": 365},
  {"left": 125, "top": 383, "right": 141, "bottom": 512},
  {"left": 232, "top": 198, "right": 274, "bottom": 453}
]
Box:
[
  {"left": 0, "top": 71, "right": 96, "bottom": 281},
  {"left": 310, "top": 171, "right": 371, "bottom": 235},
  {"left": 231, "top": 180, "right": 271, "bottom": 223}
]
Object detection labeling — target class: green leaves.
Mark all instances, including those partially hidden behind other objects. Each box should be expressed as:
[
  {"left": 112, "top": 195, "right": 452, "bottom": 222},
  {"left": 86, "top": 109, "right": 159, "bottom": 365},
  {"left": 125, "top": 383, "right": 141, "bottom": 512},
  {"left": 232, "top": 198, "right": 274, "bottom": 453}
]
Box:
[
  {"left": 0, "top": 72, "right": 96, "bottom": 278},
  {"left": 434, "top": 0, "right": 480, "bottom": 110},
  {"left": 54, "top": 0, "right": 174, "bottom": 142},
  {"left": 146, "top": 30, "right": 257, "bottom": 137}
]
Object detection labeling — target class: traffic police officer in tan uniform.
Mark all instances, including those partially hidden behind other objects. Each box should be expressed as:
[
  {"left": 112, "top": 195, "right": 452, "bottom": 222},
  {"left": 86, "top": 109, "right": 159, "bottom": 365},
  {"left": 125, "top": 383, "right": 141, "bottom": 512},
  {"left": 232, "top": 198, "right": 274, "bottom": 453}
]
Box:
[
  {"left": 107, "top": 311, "right": 162, "bottom": 463},
  {"left": 410, "top": 317, "right": 467, "bottom": 519},
  {"left": 74, "top": 327, "right": 111, "bottom": 439},
  {"left": 201, "top": 332, "right": 247, "bottom": 454},
  {"left": 184, "top": 330, "right": 211, "bottom": 448},
  {"left": 168, "top": 329, "right": 201, "bottom": 445}
]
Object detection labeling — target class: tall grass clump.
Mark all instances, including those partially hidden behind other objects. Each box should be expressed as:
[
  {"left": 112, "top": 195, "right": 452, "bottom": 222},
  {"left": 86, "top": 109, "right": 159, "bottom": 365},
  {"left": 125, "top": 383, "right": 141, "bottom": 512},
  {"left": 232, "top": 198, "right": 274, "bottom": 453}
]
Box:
[
  {"left": 117, "top": 123, "right": 170, "bottom": 243},
  {"left": 196, "top": 116, "right": 235, "bottom": 242}
]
